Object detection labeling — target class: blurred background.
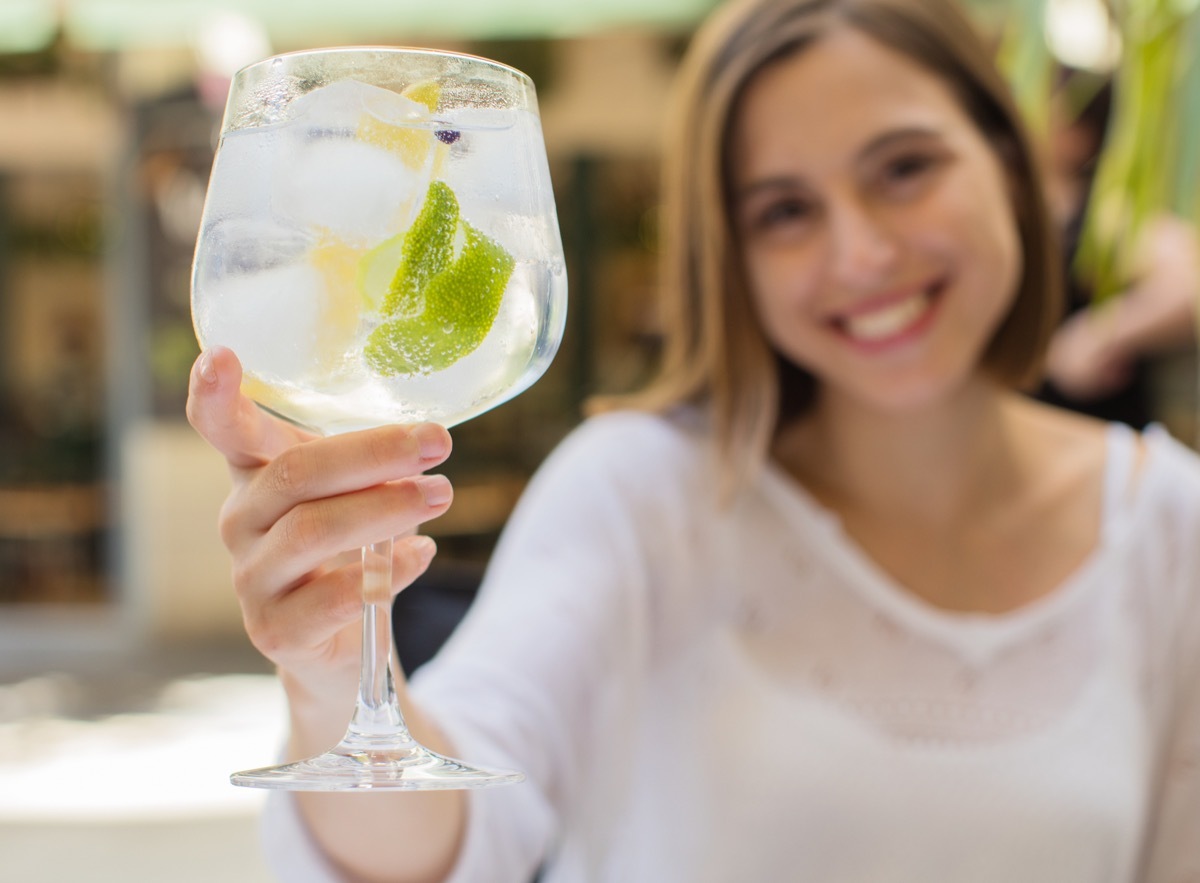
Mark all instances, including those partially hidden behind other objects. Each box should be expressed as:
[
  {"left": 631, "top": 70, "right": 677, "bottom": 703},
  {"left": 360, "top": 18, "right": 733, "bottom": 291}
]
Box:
[{"left": 0, "top": 0, "right": 1195, "bottom": 880}]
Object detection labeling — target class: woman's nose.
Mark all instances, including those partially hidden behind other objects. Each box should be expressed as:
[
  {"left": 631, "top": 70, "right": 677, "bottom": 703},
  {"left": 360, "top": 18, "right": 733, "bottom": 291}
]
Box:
[{"left": 827, "top": 201, "right": 899, "bottom": 290}]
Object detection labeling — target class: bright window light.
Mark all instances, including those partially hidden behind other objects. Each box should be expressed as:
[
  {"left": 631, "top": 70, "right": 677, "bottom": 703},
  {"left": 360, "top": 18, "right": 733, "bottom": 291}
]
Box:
[
  {"left": 1045, "top": 0, "right": 1123, "bottom": 72},
  {"left": 0, "top": 0, "right": 58, "bottom": 54}
]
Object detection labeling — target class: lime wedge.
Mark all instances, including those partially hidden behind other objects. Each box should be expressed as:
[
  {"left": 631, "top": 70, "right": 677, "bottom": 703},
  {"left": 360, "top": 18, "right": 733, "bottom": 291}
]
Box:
[
  {"left": 381, "top": 180, "right": 458, "bottom": 317},
  {"left": 363, "top": 182, "right": 515, "bottom": 376}
]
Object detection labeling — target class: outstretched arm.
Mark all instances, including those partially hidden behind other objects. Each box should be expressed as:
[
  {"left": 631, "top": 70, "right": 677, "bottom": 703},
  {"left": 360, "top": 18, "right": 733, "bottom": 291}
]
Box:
[{"left": 186, "top": 346, "right": 466, "bottom": 883}]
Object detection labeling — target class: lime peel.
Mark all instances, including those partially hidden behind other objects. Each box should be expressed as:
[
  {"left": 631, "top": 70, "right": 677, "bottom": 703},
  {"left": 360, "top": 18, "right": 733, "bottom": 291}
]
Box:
[
  {"left": 382, "top": 180, "right": 458, "bottom": 318},
  {"left": 363, "top": 181, "right": 516, "bottom": 377}
]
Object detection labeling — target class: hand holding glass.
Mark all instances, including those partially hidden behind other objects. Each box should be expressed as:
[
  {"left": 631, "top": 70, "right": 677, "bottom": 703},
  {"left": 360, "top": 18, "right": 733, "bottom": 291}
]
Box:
[{"left": 191, "top": 48, "right": 567, "bottom": 790}]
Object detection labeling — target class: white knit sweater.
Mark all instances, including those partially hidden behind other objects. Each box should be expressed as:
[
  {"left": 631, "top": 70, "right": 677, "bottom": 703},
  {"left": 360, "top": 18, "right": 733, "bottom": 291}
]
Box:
[{"left": 264, "top": 411, "right": 1200, "bottom": 883}]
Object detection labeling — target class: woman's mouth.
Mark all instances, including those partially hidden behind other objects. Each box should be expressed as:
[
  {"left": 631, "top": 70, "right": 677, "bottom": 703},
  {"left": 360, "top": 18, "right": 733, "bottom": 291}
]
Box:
[{"left": 830, "top": 282, "right": 944, "bottom": 346}]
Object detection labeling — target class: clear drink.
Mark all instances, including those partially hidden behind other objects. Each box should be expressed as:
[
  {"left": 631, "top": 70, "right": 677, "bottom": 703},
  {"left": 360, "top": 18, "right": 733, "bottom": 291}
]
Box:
[{"left": 193, "top": 69, "right": 567, "bottom": 434}]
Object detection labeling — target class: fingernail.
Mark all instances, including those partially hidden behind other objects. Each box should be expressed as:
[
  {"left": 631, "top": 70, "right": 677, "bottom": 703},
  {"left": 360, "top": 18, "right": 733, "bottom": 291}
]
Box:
[
  {"left": 415, "top": 474, "right": 452, "bottom": 507},
  {"left": 197, "top": 350, "right": 217, "bottom": 385},
  {"left": 414, "top": 423, "right": 450, "bottom": 460}
]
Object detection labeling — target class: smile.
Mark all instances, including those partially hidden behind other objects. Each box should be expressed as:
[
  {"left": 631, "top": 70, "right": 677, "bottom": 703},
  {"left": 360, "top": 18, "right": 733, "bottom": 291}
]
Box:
[{"left": 830, "top": 283, "right": 943, "bottom": 346}]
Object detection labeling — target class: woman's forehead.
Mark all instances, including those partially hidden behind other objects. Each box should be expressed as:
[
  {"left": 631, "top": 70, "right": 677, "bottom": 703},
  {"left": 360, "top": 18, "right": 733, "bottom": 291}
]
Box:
[{"left": 730, "top": 28, "right": 971, "bottom": 172}]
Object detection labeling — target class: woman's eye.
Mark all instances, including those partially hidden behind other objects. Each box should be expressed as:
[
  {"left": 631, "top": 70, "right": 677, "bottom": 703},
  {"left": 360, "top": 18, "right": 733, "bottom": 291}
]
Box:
[
  {"left": 882, "top": 153, "right": 938, "bottom": 186},
  {"left": 755, "top": 197, "right": 813, "bottom": 229}
]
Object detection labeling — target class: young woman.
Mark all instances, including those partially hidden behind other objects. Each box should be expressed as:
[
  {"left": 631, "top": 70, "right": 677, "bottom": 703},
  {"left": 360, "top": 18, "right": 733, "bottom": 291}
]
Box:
[{"left": 187, "top": 0, "right": 1200, "bottom": 879}]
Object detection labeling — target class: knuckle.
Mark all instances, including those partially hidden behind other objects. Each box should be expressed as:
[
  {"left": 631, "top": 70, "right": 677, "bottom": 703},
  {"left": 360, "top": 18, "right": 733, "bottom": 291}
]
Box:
[
  {"left": 267, "top": 446, "right": 312, "bottom": 500},
  {"left": 228, "top": 556, "right": 260, "bottom": 598},
  {"left": 399, "top": 478, "right": 429, "bottom": 511},
  {"left": 245, "top": 608, "right": 285, "bottom": 658},
  {"left": 367, "top": 426, "right": 406, "bottom": 472},
  {"left": 364, "top": 430, "right": 390, "bottom": 470},
  {"left": 319, "top": 570, "right": 363, "bottom": 625},
  {"left": 216, "top": 495, "right": 248, "bottom": 550},
  {"left": 278, "top": 502, "right": 328, "bottom": 557}
]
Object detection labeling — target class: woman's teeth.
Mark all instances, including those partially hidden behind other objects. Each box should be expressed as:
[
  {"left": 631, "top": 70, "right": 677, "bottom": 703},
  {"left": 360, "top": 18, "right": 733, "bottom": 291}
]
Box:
[{"left": 841, "top": 291, "right": 931, "bottom": 341}]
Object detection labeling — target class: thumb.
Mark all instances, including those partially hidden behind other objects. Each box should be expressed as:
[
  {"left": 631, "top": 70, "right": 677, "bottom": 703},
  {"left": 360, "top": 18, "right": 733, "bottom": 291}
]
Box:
[{"left": 185, "top": 346, "right": 313, "bottom": 470}]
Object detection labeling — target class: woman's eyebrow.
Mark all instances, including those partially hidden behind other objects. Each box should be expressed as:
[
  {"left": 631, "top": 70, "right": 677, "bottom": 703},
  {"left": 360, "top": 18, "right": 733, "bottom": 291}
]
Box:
[
  {"left": 735, "top": 126, "right": 946, "bottom": 202},
  {"left": 857, "top": 126, "right": 943, "bottom": 162},
  {"left": 736, "top": 176, "right": 803, "bottom": 203}
]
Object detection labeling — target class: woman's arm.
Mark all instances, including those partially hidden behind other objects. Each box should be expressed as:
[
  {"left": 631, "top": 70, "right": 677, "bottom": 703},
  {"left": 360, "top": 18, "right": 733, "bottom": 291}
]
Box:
[
  {"left": 186, "top": 347, "right": 466, "bottom": 883},
  {"left": 1045, "top": 214, "right": 1198, "bottom": 400}
]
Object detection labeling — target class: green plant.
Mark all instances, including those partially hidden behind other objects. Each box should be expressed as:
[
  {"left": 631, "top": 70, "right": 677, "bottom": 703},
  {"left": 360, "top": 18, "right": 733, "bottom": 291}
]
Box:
[
  {"left": 986, "top": 0, "right": 1200, "bottom": 303},
  {"left": 1075, "top": 0, "right": 1199, "bottom": 302}
]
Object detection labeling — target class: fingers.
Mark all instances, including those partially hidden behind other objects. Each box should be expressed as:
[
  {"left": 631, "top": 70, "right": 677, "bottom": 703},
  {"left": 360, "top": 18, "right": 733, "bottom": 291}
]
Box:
[
  {"left": 245, "top": 535, "right": 438, "bottom": 668},
  {"left": 224, "top": 422, "right": 453, "bottom": 546},
  {"left": 233, "top": 475, "right": 453, "bottom": 593},
  {"left": 186, "top": 346, "right": 313, "bottom": 470},
  {"left": 188, "top": 345, "right": 458, "bottom": 677}
]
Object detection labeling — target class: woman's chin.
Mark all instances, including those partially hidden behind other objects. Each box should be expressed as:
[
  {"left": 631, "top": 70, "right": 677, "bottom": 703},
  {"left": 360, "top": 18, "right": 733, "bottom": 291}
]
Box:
[{"left": 822, "top": 365, "right": 989, "bottom": 418}]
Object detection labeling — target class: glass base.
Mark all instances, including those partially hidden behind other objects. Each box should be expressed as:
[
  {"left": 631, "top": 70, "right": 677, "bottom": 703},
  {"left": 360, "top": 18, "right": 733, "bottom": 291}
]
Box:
[{"left": 231, "top": 743, "right": 525, "bottom": 791}]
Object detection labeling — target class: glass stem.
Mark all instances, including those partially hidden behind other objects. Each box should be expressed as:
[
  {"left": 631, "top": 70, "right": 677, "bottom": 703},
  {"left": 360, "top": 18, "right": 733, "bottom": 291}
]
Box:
[{"left": 344, "top": 537, "right": 412, "bottom": 748}]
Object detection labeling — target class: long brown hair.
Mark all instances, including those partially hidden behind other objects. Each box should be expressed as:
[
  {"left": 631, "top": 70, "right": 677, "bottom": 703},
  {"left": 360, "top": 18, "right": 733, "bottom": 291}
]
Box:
[{"left": 605, "top": 0, "right": 1061, "bottom": 492}]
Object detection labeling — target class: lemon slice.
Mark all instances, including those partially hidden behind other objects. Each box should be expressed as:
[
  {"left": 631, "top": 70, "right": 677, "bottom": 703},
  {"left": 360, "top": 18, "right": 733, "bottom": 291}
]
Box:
[
  {"left": 363, "top": 181, "right": 515, "bottom": 376},
  {"left": 357, "top": 80, "right": 442, "bottom": 169},
  {"left": 401, "top": 80, "right": 440, "bottom": 113},
  {"left": 309, "top": 235, "right": 367, "bottom": 363}
]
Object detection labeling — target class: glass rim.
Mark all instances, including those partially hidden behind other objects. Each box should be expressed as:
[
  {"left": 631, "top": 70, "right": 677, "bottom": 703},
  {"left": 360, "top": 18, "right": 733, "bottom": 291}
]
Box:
[{"left": 232, "top": 45, "right": 535, "bottom": 89}]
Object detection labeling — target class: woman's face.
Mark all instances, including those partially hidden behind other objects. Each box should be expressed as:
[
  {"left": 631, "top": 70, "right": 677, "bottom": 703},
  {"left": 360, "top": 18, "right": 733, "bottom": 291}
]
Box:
[{"left": 729, "top": 28, "right": 1022, "bottom": 415}]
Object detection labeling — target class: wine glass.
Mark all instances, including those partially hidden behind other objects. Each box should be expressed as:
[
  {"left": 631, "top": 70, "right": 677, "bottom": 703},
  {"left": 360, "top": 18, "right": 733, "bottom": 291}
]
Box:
[{"left": 190, "top": 47, "right": 567, "bottom": 790}]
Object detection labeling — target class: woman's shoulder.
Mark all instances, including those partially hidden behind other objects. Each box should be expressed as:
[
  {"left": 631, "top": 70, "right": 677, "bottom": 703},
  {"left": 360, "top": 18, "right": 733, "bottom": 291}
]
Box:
[
  {"left": 1138, "top": 423, "right": 1200, "bottom": 508},
  {"left": 518, "top": 407, "right": 718, "bottom": 517},
  {"left": 1129, "top": 428, "right": 1200, "bottom": 679},
  {"left": 1012, "top": 397, "right": 1199, "bottom": 492},
  {"left": 1113, "top": 424, "right": 1200, "bottom": 611},
  {"left": 551, "top": 407, "right": 713, "bottom": 470}
]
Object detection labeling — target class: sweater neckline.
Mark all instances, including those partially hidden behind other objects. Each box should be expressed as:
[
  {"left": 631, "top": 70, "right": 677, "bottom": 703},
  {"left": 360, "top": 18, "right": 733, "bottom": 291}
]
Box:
[{"left": 758, "top": 422, "right": 1144, "bottom": 663}]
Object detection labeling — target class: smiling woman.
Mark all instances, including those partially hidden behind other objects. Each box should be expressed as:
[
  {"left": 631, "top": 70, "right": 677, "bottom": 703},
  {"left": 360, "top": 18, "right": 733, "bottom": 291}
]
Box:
[
  {"left": 183, "top": 0, "right": 1200, "bottom": 880},
  {"left": 730, "top": 30, "right": 1024, "bottom": 414},
  {"left": 626, "top": 0, "right": 1062, "bottom": 490}
]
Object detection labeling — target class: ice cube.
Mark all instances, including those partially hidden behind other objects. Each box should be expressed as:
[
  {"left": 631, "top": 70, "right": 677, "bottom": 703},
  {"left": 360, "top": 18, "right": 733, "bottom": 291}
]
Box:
[
  {"left": 287, "top": 79, "right": 430, "bottom": 133},
  {"left": 272, "top": 135, "right": 426, "bottom": 244},
  {"left": 197, "top": 261, "right": 324, "bottom": 381},
  {"left": 204, "top": 128, "right": 278, "bottom": 225},
  {"left": 265, "top": 80, "right": 440, "bottom": 243},
  {"left": 196, "top": 218, "right": 310, "bottom": 278},
  {"left": 440, "top": 107, "right": 544, "bottom": 220}
]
